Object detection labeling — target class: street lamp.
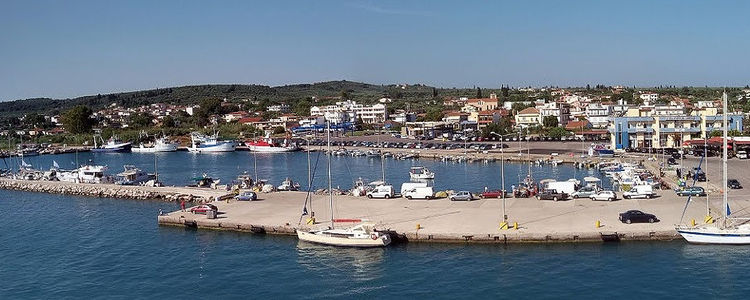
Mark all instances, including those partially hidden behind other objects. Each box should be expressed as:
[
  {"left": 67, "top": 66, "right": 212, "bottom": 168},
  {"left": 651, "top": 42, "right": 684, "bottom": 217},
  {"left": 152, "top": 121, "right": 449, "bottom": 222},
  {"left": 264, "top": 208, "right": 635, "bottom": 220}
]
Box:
[{"left": 491, "top": 131, "right": 513, "bottom": 224}]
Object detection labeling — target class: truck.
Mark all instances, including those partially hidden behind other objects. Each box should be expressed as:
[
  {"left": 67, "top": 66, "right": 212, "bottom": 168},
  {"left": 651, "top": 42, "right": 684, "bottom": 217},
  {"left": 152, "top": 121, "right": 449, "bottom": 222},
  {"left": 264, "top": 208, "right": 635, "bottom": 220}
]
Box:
[
  {"left": 403, "top": 186, "right": 434, "bottom": 200},
  {"left": 400, "top": 182, "right": 429, "bottom": 195},
  {"left": 536, "top": 189, "right": 568, "bottom": 201},
  {"left": 622, "top": 185, "right": 656, "bottom": 199},
  {"left": 366, "top": 185, "right": 395, "bottom": 199}
]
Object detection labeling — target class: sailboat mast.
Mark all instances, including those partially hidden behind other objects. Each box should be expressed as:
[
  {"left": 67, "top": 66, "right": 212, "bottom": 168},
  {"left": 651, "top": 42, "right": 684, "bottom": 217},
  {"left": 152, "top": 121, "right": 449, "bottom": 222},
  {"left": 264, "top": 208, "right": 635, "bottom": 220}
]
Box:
[
  {"left": 722, "top": 92, "right": 728, "bottom": 223},
  {"left": 327, "top": 122, "right": 334, "bottom": 228}
]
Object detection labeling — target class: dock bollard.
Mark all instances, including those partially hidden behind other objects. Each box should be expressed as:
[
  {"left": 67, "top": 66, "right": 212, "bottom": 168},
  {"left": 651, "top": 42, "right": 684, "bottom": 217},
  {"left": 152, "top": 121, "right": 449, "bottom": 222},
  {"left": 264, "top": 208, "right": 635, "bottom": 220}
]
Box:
[
  {"left": 513, "top": 222, "right": 518, "bottom": 230},
  {"left": 691, "top": 219, "right": 696, "bottom": 227},
  {"left": 499, "top": 222, "right": 509, "bottom": 230},
  {"left": 306, "top": 217, "right": 316, "bottom": 225},
  {"left": 704, "top": 215, "right": 713, "bottom": 224},
  {"left": 596, "top": 220, "right": 601, "bottom": 228},
  {"left": 416, "top": 223, "right": 421, "bottom": 230}
]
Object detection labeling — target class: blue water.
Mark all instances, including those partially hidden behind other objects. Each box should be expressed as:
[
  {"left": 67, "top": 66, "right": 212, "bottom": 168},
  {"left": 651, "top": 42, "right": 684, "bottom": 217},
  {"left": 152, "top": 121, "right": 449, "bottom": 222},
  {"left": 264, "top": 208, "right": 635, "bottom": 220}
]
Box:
[
  {"left": 5, "top": 151, "right": 612, "bottom": 192},
  {"left": 1, "top": 189, "right": 749, "bottom": 298}
]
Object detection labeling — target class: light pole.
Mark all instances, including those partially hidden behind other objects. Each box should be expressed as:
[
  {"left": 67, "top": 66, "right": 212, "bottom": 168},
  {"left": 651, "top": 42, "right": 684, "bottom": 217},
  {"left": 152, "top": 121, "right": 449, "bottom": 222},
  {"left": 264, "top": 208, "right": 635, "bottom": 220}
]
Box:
[{"left": 491, "top": 131, "right": 513, "bottom": 224}]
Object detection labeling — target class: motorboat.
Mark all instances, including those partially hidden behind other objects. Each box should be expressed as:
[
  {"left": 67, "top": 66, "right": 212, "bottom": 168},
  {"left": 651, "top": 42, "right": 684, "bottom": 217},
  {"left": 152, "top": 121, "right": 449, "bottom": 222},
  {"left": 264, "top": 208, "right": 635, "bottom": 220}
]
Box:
[
  {"left": 188, "top": 173, "right": 218, "bottom": 188},
  {"left": 56, "top": 165, "right": 110, "bottom": 183},
  {"left": 232, "top": 172, "right": 254, "bottom": 189},
  {"left": 188, "top": 132, "right": 236, "bottom": 153},
  {"left": 246, "top": 135, "right": 298, "bottom": 152},
  {"left": 277, "top": 178, "right": 300, "bottom": 191},
  {"left": 115, "top": 165, "right": 155, "bottom": 185},
  {"left": 132, "top": 136, "right": 178, "bottom": 153},
  {"left": 91, "top": 135, "right": 132, "bottom": 153},
  {"left": 409, "top": 166, "right": 435, "bottom": 180},
  {"left": 297, "top": 222, "right": 391, "bottom": 248}
]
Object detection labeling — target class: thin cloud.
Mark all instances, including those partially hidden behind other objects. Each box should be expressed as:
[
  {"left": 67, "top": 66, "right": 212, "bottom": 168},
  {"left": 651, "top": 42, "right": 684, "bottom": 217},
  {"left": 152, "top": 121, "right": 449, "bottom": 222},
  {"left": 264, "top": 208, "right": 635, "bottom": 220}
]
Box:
[{"left": 348, "top": 1, "right": 436, "bottom": 17}]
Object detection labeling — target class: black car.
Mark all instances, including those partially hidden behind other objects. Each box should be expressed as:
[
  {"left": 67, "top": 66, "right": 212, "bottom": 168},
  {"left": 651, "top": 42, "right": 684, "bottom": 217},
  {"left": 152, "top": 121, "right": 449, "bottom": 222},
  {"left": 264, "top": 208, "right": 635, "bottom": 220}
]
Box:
[
  {"left": 728, "top": 179, "right": 743, "bottom": 189},
  {"left": 619, "top": 210, "right": 658, "bottom": 224},
  {"left": 667, "top": 158, "right": 677, "bottom": 165}
]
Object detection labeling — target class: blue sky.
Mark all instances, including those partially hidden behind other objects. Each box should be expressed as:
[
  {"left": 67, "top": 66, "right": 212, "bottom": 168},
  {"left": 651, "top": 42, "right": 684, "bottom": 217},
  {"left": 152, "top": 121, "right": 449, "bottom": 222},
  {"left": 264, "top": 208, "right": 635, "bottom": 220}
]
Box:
[{"left": 1, "top": 0, "right": 749, "bottom": 101}]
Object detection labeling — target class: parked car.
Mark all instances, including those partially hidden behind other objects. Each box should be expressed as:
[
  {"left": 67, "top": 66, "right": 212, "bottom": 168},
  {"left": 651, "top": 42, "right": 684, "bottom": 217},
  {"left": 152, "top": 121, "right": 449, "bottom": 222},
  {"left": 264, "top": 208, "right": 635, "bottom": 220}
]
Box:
[
  {"left": 619, "top": 210, "right": 659, "bottom": 224},
  {"left": 190, "top": 204, "right": 218, "bottom": 214},
  {"left": 480, "top": 190, "right": 506, "bottom": 198},
  {"left": 450, "top": 191, "right": 474, "bottom": 201},
  {"left": 728, "top": 179, "right": 743, "bottom": 189},
  {"left": 676, "top": 186, "right": 706, "bottom": 197},
  {"left": 622, "top": 185, "right": 656, "bottom": 199},
  {"left": 590, "top": 190, "right": 617, "bottom": 201},
  {"left": 571, "top": 186, "right": 598, "bottom": 198},
  {"left": 737, "top": 151, "right": 748, "bottom": 159},
  {"left": 667, "top": 158, "right": 677, "bottom": 165},
  {"left": 536, "top": 189, "right": 568, "bottom": 201},
  {"left": 234, "top": 191, "right": 257, "bottom": 201}
]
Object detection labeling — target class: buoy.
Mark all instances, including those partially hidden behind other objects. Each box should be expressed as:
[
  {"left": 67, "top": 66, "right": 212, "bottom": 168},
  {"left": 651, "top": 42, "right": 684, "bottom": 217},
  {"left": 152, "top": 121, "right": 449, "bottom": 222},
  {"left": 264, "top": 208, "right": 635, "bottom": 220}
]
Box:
[
  {"left": 595, "top": 220, "right": 601, "bottom": 228},
  {"left": 691, "top": 219, "right": 696, "bottom": 226},
  {"left": 513, "top": 222, "right": 518, "bottom": 230},
  {"left": 499, "top": 222, "right": 509, "bottom": 230}
]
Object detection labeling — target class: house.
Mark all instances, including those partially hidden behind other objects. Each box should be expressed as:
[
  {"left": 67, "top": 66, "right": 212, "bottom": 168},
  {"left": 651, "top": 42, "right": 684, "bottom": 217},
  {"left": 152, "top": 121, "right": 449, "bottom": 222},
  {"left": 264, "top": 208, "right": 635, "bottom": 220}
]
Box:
[
  {"left": 267, "top": 104, "right": 290, "bottom": 113},
  {"left": 238, "top": 117, "right": 263, "bottom": 126},
  {"left": 224, "top": 111, "right": 249, "bottom": 123},
  {"left": 565, "top": 120, "right": 593, "bottom": 131},
  {"left": 639, "top": 93, "right": 659, "bottom": 102},
  {"left": 461, "top": 94, "right": 499, "bottom": 113},
  {"left": 537, "top": 102, "right": 571, "bottom": 125},
  {"left": 585, "top": 103, "right": 612, "bottom": 128},
  {"left": 310, "top": 100, "right": 387, "bottom": 124},
  {"left": 514, "top": 107, "right": 542, "bottom": 128}
]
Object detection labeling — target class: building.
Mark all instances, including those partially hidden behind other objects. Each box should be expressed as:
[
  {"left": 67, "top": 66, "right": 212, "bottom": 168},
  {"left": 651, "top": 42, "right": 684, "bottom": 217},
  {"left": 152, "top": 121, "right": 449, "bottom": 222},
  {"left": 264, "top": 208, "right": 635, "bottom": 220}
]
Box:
[
  {"left": 310, "top": 100, "right": 387, "bottom": 124},
  {"left": 267, "top": 104, "right": 291, "bottom": 113},
  {"left": 610, "top": 114, "right": 744, "bottom": 149},
  {"left": 639, "top": 93, "right": 659, "bottom": 102},
  {"left": 389, "top": 112, "right": 417, "bottom": 123},
  {"left": 514, "top": 107, "right": 542, "bottom": 128},
  {"left": 461, "top": 94, "right": 499, "bottom": 113},
  {"left": 401, "top": 121, "right": 452, "bottom": 138},
  {"left": 537, "top": 102, "right": 571, "bottom": 125},
  {"left": 585, "top": 103, "right": 612, "bottom": 128}
]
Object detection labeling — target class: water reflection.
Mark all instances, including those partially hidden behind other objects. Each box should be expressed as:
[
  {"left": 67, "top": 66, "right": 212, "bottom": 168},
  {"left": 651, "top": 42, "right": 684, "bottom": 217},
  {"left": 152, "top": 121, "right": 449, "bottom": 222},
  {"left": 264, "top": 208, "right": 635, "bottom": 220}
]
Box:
[{"left": 296, "top": 242, "right": 385, "bottom": 281}]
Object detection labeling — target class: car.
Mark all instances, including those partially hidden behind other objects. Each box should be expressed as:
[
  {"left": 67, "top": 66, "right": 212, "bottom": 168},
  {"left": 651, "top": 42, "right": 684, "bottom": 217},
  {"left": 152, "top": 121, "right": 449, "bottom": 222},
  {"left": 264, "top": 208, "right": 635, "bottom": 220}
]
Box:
[
  {"left": 480, "top": 190, "right": 506, "bottom": 198},
  {"left": 590, "top": 190, "right": 617, "bottom": 201},
  {"left": 619, "top": 210, "right": 659, "bottom": 224},
  {"left": 667, "top": 157, "right": 677, "bottom": 165},
  {"left": 450, "top": 191, "right": 474, "bottom": 201},
  {"left": 676, "top": 186, "right": 706, "bottom": 197},
  {"left": 190, "top": 204, "right": 218, "bottom": 214},
  {"left": 571, "top": 186, "right": 598, "bottom": 198},
  {"left": 728, "top": 179, "right": 743, "bottom": 189},
  {"left": 537, "top": 189, "right": 568, "bottom": 201},
  {"left": 737, "top": 151, "right": 748, "bottom": 159},
  {"left": 234, "top": 191, "right": 257, "bottom": 201}
]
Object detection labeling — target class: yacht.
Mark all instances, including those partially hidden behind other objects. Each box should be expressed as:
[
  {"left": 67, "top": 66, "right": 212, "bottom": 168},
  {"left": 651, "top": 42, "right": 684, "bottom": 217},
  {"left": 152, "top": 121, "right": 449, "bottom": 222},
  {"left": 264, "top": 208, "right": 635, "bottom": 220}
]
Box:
[
  {"left": 56, "top": 165, "right": 110, "bottom": 183},
  {"left": 187, "top": 132, "right": 236, "bottom": 153},
  {"left": 115, "top": 165, "right": 155, "bottom": 185},
  {"left": 409, "top": 166, "right": 435, "bottom": 180},
  {"left": 277, "top": 178, "right": 300, "bottom": 191},
  {"left": 132, "top": 136, "right": 179, "bottom": 153}
]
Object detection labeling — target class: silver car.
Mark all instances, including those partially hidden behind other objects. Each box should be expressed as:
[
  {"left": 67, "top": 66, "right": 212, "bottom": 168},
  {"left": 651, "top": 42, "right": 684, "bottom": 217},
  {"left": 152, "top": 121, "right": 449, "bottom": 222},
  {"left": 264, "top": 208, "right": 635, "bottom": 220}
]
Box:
[
  {"left": 450, "top": 191, "right": 474, "bottom": 201},
  {"left": 571, "top": 186, "right": 598, "bottom": 198}
]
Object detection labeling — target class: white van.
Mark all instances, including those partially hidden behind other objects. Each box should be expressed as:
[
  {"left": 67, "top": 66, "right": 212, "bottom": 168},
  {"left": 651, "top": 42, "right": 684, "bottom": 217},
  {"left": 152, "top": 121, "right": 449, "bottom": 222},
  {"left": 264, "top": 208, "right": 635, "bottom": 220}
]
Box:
[
  {"left": 403, "top": 186, "right": 434, "bottom": 200},
  {"left": 622, "top": 185, "right": 656, "bottom": 199},
  {"left": 366, "top": 185, "right": 395, "bottom": 199},
  {"left": 737, "top": 150, "right": 748, "bottom": 159},
  {"left": 401, "top": 182, "right": 428, "bottom": 195}
]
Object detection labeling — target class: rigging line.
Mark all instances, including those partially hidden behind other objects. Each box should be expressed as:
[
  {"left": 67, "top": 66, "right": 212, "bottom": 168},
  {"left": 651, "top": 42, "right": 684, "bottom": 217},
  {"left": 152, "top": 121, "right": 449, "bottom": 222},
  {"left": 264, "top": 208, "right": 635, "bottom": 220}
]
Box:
[
  {"left": 679, "top": 154, "right": 705, "bottom": 224},
  {"left": 298, "top": 149, "right": 323, "bottom": 225}
]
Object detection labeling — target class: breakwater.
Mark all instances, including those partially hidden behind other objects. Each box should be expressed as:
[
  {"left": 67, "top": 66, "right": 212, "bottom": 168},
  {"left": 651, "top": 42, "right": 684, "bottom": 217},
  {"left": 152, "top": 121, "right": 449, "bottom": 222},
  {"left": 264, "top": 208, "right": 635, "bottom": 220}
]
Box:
[{"left": 0, "top": 178, "right": 230, "bottom": 202}]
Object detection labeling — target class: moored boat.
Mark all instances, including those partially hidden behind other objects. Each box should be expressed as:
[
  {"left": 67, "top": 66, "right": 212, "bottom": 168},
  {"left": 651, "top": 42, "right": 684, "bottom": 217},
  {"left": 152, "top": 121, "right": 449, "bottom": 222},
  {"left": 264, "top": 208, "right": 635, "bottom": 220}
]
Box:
[
  {"left": 115, "top": 165, "right": 155, "bottom": 185},
  {"left": 91, "top": 135, "right": 132, "bottom": 153},
  {"left": 188, "top": 132, "right": 236, "bottom": 153},
  {"left": 132, "top": 136, "right": 178, "bottom": 153},
  {"left": 409, "top": 166, "right": 435, "bottom": 180},
  {"left": 245, "top": 136, "right": 299, "bottom": 152}
]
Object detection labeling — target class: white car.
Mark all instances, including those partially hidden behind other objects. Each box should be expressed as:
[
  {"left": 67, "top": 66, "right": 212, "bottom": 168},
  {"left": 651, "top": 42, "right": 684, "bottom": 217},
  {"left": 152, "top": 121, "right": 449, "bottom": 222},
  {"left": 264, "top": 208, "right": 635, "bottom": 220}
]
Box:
[{"left": 590, "top": 190, "right": 617, "bottom": 201}]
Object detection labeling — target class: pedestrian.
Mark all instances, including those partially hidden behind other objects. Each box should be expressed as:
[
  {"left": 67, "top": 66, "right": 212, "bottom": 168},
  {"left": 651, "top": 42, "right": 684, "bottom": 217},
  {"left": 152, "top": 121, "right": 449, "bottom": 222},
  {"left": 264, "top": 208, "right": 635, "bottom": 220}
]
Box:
[{"left": 180, "top": 200, "right": 186, "bottom": 212}]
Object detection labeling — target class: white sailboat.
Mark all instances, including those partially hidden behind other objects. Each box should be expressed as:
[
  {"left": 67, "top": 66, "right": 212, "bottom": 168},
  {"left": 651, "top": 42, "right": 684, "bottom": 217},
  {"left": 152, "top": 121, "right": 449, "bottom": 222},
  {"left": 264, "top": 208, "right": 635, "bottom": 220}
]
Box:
[
  {"left": 296, "top": 122, "right": 391, "bottom": 248},
  {"left": 676, "top": 92, "right": 750, "bottom": 244}
]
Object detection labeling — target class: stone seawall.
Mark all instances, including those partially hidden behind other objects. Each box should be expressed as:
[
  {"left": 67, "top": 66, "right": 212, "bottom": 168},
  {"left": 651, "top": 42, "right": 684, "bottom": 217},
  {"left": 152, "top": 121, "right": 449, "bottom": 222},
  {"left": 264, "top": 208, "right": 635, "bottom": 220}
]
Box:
[{"left": 0, "top": 178, "right": 231, "bottom": 202}]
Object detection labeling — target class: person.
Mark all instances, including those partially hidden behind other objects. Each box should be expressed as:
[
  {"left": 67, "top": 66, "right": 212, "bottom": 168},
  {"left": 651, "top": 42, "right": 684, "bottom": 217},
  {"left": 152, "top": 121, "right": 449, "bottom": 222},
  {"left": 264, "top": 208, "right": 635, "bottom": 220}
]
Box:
[{"left": 180, "top": 200, "right": 186, "bottom": 212}]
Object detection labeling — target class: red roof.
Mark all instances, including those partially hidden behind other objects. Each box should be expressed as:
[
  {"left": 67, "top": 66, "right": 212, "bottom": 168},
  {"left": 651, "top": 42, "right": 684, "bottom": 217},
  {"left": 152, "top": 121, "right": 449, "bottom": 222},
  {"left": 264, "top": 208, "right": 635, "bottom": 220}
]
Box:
[
  {"left": 238, "top": 117, "right": 262, "bottom": 124},
  {"left": 517, "top": 107, "right": 539, "bottom": 115},
  {"left": 565, "top": 120, "right": 591, "bottom": 130}
]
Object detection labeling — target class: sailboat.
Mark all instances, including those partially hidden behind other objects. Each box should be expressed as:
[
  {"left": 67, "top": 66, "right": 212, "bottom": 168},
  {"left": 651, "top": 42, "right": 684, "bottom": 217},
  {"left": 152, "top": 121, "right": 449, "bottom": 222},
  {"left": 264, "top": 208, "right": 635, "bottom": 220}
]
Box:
[
  {"left": 296, "top": 122, "right": 391, "bottom": 248},
  {"left": 676, "top": 92, "right": 750, "bottom": 244}
]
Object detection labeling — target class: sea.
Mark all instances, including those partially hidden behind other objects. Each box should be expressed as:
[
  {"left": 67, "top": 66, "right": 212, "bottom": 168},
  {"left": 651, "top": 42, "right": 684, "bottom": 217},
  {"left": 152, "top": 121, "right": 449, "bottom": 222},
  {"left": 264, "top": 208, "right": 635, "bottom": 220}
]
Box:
[{"left": 2, "top": 152, "right": 749, "bottom": 298}]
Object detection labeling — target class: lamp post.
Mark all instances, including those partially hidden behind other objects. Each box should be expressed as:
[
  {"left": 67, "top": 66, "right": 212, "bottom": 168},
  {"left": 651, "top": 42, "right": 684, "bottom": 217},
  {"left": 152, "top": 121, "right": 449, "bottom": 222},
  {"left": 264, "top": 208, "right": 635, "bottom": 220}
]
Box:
[{"left": 491, "top": 131, "right": 513, "bottom": 224}]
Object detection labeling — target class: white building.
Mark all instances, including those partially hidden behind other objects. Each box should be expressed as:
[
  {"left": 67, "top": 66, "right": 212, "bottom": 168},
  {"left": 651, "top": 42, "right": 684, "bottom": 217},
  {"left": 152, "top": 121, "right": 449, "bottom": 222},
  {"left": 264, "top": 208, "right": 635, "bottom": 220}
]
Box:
[
  {"left": 585, "top": 103, "right": 612, "bottom": 128},
  {"left": 536, "top": 102, "right": 571, "bottom": 125},
  {"left": 267, "top": 104, "right": 290, "bottom": 113},
  {"left": 639, "top": 93, "right": 659, "bottom": 102},
  {"left": 310, "top": 100, "right": 387, "bottom": 124}
]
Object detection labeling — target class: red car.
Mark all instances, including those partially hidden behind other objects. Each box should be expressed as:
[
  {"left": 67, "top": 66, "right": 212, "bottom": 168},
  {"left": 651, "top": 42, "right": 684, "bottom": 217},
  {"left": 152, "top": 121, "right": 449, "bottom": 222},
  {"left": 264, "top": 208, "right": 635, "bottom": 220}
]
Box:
[
  {"left": 189, "top": 204, "right": 218, "bottom": 214},
  {"left": 481, "top": 190, "right": 507, "bottom": 198}
]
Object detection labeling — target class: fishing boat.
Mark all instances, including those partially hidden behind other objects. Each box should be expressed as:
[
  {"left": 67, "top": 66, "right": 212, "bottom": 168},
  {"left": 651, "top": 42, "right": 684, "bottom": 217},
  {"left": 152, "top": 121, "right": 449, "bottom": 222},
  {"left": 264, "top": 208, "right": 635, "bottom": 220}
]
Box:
[
  {"left": 277, "top": 177, "right": 300, "bottom": 191},
  {"left": 115, "top": 165, "right": 155, "bottom": 185},
  {"left": 56, "top": 165, "right": 110, "bottom": 183},
  {"left": 246, "top": 135, "right": 298, "bottom": 152},
  {"left": 409, "top": 166, "right": 435, "bottom": 180},
  {"left": 187, "top": 132, "right": 236, "bottom": 153},
  {"left": 676, "top": 92, "right": 750, "bottom": 244},
  {"left": 132, "top": 136, "right": 178, "bottom": 153},
  {"left": 91, "top": 135, "right": 132, "bottom": 153},
  {"left": 296, "top": 123, "right": 391, "bottom": 248},
  {"left": 188, "top": 173, "right": 218, "bottom": 188}
]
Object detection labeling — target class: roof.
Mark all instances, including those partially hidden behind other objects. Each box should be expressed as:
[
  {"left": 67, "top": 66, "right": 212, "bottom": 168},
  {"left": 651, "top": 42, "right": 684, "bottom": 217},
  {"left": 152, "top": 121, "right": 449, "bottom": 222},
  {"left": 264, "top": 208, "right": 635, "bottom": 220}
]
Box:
[
  {"left": 238, "top": 117, "right": 263, "bottom": 123},
  {"left": 565, "top": 120, "right": 591, "bottom": 130},
  {"left": 517, "top": 107, "right": 539, "bottom": 115}
]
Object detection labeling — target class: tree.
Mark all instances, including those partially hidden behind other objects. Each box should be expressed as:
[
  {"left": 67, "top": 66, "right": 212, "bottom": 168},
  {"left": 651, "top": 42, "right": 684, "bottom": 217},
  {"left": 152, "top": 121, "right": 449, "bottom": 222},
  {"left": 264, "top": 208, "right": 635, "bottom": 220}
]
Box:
[
  {"left": 547, "top": 127, "right": 569, "bottom": 138},
  {"left": 128, "top": 113, "right": 153, "bottom": 128},
  {"left": 432, "top": 87, "right": 438, "bottom": 98},
  {"left": 161, "top": 116, "right": 175, "bottom": 128},
  {"left": 476, "top": 87, "right": 482, "bottom": 98},
  {"left": 272, "top": 126, "right": 286, "bottom": 135},
  {"left": 543, "top": 116, "right": 558, "bottom": 128},
  {"left": 61, "top": 105, "right": 94, "bottom": 134}
]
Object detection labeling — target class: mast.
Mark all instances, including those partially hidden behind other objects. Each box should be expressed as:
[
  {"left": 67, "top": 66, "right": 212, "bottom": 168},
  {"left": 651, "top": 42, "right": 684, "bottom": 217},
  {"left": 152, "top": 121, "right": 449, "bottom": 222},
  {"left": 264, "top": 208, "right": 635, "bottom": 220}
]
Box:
[
  {"left": 327, "top": 122, "right": 334, "bottom": 228},
  {"left": 381, "top": 153, "right": 386, "bottom": 182},
  {"left": 253, "top": 132, "right": 258, "bottom": 183},
  {"left": 722, "top": 92, "right": 728, "bottom": 225},
  {"left": 306, "top": 138, "right": 312, "bottom": 213}
]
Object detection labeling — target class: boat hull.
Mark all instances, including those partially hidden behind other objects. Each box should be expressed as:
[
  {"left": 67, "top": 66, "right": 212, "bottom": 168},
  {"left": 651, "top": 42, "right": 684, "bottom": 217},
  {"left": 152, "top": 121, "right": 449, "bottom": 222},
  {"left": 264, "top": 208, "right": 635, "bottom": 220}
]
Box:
[
  {"left": 188, "top": 142, "right": 236, "bottom": 153},
  {"left": 677, "top": 227, "right": 750, "bottom": 245},
  {"left": 296, "top": 230, "right": 390, "bottom": 247},
  {"left": 247, "top": 145, "right": 298, "bottom": 152},
  {"left": 131, "top": 144, "right": 178, "bottom": 153},
  {"left": 92, "top": 143, "right": 132, "bottom": 153}
]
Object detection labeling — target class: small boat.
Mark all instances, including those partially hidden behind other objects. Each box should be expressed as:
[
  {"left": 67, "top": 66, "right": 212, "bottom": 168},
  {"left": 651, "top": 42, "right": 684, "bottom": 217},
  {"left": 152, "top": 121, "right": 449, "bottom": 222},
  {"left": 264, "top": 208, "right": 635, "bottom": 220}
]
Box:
[
  {"left": 277, "top": 177, "right": 300, "bottom": 191},
  {"left": 115, "top": 165, "right": 155, "bottom": 185},
  {"left": 246, "top": 135, "right": 298, "bottom": 152},
  {"left": 132, "top": 136, "right": 178, "bottom": 153},
  {"left": 189, "top": 173, "right": 218, "bottom": 188},
  {"left": 17, "top": 148, "right": 40, "bottom": 157},
  {"left": 233, "top": 172, "right": 254, "bottom": 189},
  {"left": 188, "top": 132, "right": 236, "bottom": 153},
  {"left": 409, "top": 166, "right": 435, "bottom": 180},
  {"left": 91, "top": 135, "right": 132, "bottom": 153},
  {"left": 297, "top": 222, "right": 391, "bottom": 248},
  {"left": 56, "top": 165, "right": 110, "bottom": 183}
]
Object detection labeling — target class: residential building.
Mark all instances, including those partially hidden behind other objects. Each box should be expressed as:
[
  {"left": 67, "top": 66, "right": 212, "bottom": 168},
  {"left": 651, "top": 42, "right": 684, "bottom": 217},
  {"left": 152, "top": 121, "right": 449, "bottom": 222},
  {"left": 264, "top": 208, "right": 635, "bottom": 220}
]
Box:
[
  {"left": 585, "top": 103, "right": 612, "bottom": 128},
  {"left": 461, "top": 94, "right": 499, "bottom": 113},
  {"left": 639, "top": 93, "right": 659, "bottom": 102},
  {"left": 401, "top": 121, "right": 452, "bottom": 138},
  {"left": 267, "top": 104, "right": 291, "bottom": 113},
  {"left": 537, "top": 102, "right": 571, "bottom": 125},
  {"left": 514, "top": 107, "right": 542, "bottom": 128},
  {"left": 310, "top": 100, "right": 387, "bottom": 124},
  {"left": 610, "top": 113, "right": 744, "bottom": 149},
  {"left": 389, "top": 112, "right": 417, "bottom": 123}
]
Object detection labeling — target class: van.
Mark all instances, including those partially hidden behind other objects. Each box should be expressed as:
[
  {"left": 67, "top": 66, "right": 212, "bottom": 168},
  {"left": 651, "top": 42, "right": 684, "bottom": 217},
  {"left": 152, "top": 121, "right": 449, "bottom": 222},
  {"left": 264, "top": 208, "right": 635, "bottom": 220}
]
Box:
[
  {"left": 366, "top": 185, "right": 395, "bottom": 199},
  {"left": 623, "top": 185, "right": 656, "bottom": 199},
  {"left": 403, "top": 186, "right": 434, "bottom": 200},
  {"left": 400, "top": 182, "right": 428, "bottom": 195}
]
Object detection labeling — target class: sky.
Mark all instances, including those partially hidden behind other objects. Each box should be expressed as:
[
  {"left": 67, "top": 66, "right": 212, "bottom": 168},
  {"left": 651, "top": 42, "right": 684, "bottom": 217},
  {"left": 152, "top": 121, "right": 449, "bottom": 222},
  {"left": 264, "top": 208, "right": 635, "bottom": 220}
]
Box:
[{"left": 1, "top": 0, "right": 749, "bottom": 101}]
